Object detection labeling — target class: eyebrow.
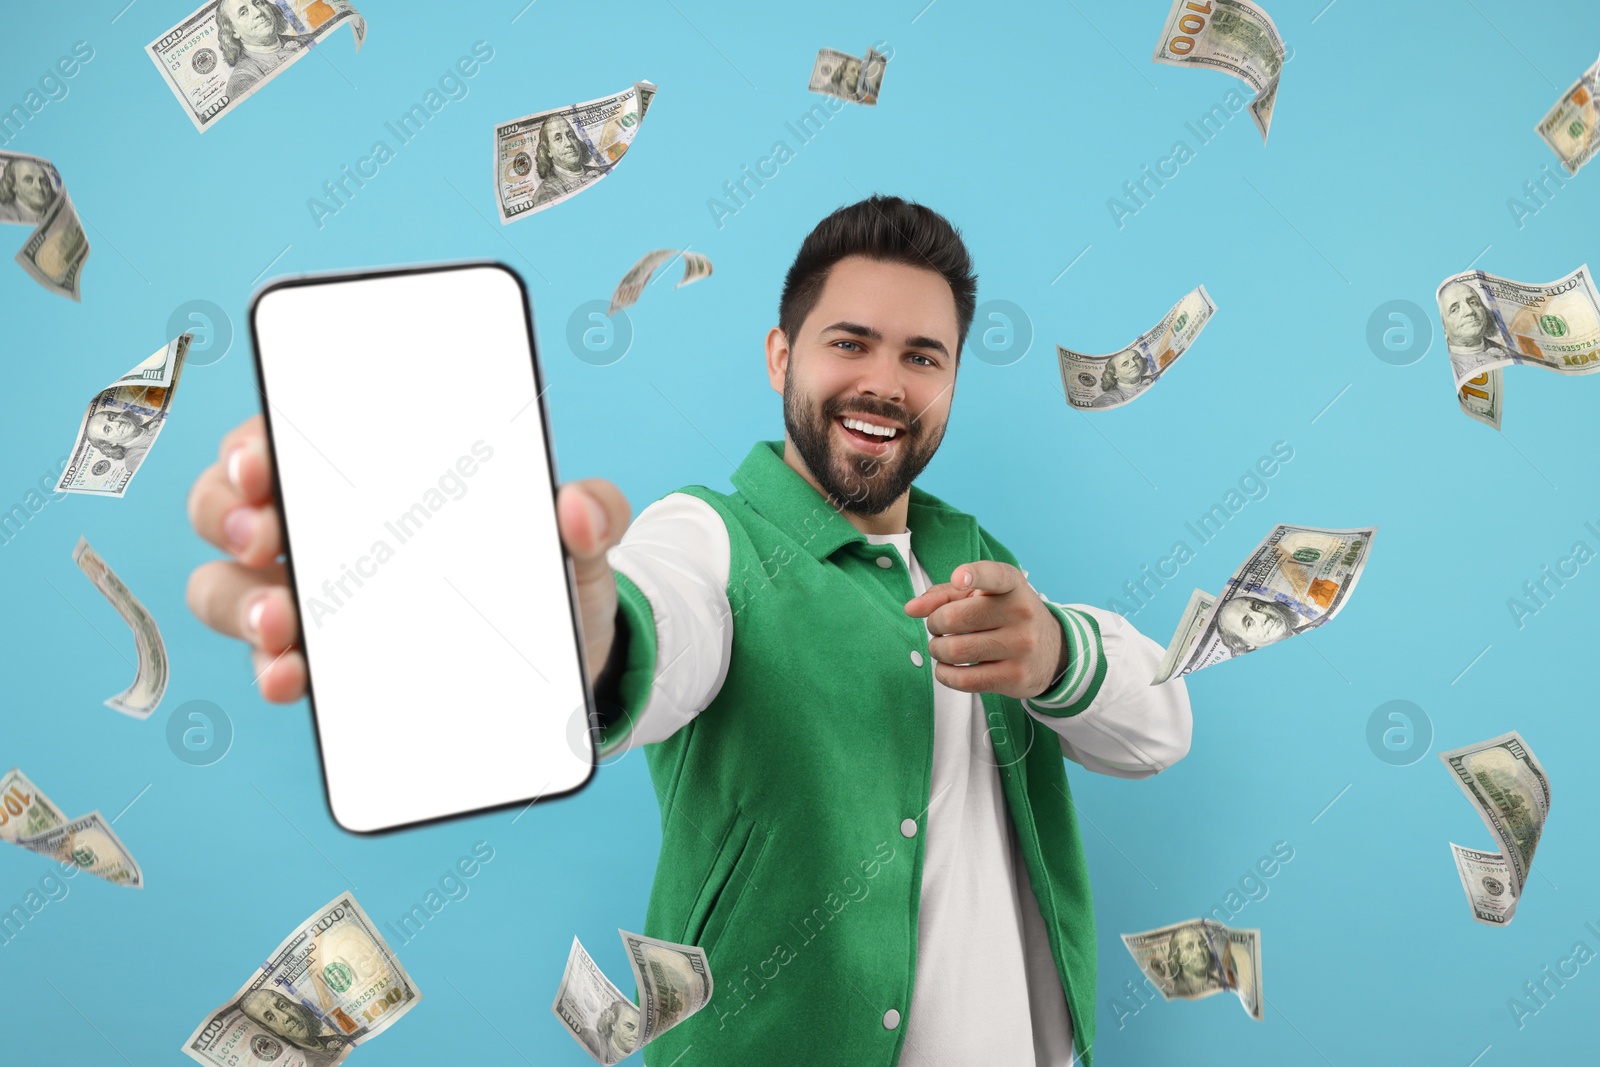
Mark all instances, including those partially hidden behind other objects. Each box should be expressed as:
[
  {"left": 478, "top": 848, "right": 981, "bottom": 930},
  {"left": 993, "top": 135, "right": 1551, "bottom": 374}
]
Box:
[{"left": 821, "top": 320, "right": 950, "bottom": 360}]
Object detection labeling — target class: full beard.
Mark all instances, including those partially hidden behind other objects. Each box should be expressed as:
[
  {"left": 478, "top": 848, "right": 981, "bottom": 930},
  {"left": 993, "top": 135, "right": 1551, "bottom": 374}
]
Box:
[{"left": 782, "top": 366, "right": 942, "bottom": 517}]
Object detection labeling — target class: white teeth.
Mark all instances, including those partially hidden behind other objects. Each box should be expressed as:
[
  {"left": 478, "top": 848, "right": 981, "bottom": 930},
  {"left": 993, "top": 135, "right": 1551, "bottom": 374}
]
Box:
[{"left": 842, "top": 417, "right": 897, "bottom": 438}]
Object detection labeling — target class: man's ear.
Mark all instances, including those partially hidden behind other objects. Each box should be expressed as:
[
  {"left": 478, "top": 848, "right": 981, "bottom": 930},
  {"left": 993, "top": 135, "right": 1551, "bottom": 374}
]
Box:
[{"left": 765, "top": 325, "right": 790, "bottom": 395}]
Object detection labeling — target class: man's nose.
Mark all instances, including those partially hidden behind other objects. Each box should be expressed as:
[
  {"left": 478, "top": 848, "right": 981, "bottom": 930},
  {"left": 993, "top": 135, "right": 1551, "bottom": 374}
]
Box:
[{"left": 853, "top": 352, "right": 907, "bottom": 404}]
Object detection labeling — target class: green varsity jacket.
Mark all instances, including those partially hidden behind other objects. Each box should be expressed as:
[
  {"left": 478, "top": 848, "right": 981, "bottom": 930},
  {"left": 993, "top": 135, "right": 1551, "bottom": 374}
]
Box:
[{"left": 600, "top": 440, "right": 1110, "bottom": 1066}]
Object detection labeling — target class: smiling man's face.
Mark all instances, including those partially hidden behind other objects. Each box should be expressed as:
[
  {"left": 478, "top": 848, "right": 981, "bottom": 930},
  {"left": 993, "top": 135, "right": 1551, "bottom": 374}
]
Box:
[{"left": 768, "top": 254, "right": 959, "bottom": 520}]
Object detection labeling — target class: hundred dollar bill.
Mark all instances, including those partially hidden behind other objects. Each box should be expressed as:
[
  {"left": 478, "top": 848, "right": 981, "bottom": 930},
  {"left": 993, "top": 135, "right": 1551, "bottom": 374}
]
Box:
[
  {"left": 1121, "top": 918, "right": 1263, "bottom": 1021},
  {"left": 183, "top": 893, "right": 420, "bottom": 1067},
  {"left": 1059, "top": 285, "right": 1215, "bottom": 411},
  {"left": 72, "top": 537, "right": 169, "bottom": 719},
  {"left": 808, "top": 46, "right": 886, "bottom": 105},
  {"left": 608, "top": 249, "right": 714, "bottom": 315},
  {"left": 1152, "top": 0, "right": 1285, "bottom": 142},
  {"left": 1153, "top": 588, "right": 1215, "bottom": 685},
  {"left": 57, "top": 334, "right": 191, "bottom": 498},
  {"left": 1449, "top": 843, "right": 1517, "bottom": 926},
  {"left": 1439, "top": 730, "right": 1549, "bottom": 925},
  {"left": 1537, "top": 53, "right": 1599, "bottom": 176},
  {"left": 1437, "top": 265, "right": 1600, "bottom": 430},
  {"left": 1156, "top": 524, "right": 1375, "bottom": 682},
  {"left": 16, "top": 811, "right": 144, "bottom": 888},
  {"left": 0, "top": 768, "right": 69, "bottom": 843},
  {"left": 0, "top": 769, "right": 144, "bottom": 887},
  {"left": 494, "top": 81, "right": 657, "bottom": 223},
  {"left": 147, "top": 0, "right": 366, "bottom": 133},
  {"left": 553, "top": 930, "right": 712, "bottom": 1064},
  {"left": 0, "top": 151, "right": 90, "bottom": 300}
]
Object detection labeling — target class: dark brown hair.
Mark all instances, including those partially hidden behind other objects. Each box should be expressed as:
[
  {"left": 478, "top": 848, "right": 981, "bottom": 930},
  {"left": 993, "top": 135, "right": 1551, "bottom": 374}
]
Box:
[{"left": 779, "top": 195, "right": 977, "bottom": 361}]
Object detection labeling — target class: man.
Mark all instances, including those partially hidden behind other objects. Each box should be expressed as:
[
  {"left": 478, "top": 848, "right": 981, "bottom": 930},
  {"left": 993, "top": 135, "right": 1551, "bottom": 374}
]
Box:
[
  {"left": 530, "top": 113, "right": 605, "bottom": 208},
  {"left": 185, "top": 196, "right": 1192, "bottom": 1065},
  {"left": 1089, "top": 348, "right": 1155, "bottom": 409},
  {"left": 216, "top": 0, "right": 307, "bottom": 100},
  {"left": 1439, "top": 279, "right": 1517, "bottom": 383},
  {"left": 0, "top": 157, "right": 58, "bottom": 225}
]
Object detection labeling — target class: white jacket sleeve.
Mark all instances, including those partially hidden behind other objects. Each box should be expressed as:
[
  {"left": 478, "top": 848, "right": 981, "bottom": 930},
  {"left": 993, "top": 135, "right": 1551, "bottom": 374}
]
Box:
[
  {"left": 599, "top": 491, "right": 734, "bottom": 752},
  {"left": 1020, "top": 597, "right": 1193, "bottom": 780}
]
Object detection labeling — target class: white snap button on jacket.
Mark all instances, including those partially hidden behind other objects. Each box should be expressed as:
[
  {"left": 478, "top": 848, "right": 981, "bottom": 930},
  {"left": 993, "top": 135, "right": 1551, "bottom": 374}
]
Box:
[
  {"left": 883, "top": 1009, "right": 901, "bottom": 1030},
  {"left": 876, "top": 555, "right": 893, "bottom": 568},
  {"left": 910, "top": 650, "right": 923, "bottom": 667},
  {"left": 900, "top": 818, "right": 917, "bottom": 838}
]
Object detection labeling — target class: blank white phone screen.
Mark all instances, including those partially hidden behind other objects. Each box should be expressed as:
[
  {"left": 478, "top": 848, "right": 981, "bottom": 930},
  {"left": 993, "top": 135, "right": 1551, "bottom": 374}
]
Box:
[{"left": 252, "top": 263, "right": 591, "bottom": 833}]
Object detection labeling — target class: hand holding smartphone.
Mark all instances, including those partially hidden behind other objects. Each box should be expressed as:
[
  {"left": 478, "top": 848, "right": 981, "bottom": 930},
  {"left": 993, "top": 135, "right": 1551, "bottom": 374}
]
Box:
[{"left": 244, "top": 262, "right": 604, "bottom": 832}]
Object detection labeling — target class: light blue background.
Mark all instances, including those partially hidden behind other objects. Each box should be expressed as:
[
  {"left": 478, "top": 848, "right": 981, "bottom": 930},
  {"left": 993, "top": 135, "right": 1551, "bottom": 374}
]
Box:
[{"left": 2, "top": 1, "right": 1598, "bottom": 1063}]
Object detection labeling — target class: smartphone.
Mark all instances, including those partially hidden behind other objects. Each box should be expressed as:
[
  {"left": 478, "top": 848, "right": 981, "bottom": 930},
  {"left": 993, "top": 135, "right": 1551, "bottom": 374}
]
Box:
[{"left": 250, "top": 261, "right": 595, "bottom": 833}]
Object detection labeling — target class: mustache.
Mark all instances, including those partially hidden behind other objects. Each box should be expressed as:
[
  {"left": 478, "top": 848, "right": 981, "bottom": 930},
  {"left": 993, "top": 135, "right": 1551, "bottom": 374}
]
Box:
[{"left": 826, "top": 402, "right": 915, "bottom": 430}]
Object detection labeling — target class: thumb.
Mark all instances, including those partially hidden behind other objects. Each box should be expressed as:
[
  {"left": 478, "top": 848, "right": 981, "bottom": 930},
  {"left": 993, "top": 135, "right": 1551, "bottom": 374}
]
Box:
[{"left": 557, "top": 479, "right": 630, "bottom": 582}]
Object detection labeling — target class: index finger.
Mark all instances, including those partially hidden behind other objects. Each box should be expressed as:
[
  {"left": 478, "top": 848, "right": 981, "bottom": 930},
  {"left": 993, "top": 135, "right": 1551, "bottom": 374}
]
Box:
[
  {"left": 952, "top": 560, "right": 1022, "bottom": 595},
  {"left": 904, "top": 561, "right": 1020, "bottom": 617}
]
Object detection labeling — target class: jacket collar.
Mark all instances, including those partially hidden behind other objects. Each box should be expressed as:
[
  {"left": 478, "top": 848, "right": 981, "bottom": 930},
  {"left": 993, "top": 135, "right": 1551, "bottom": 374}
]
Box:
[{"left": 729, "top": 440, "right": 979, "bottom": 576}]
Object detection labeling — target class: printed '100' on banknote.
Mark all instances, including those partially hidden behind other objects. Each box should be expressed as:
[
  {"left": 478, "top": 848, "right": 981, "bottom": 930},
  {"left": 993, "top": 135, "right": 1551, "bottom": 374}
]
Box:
[
  {"left": 147, "top": 0, "right": 366, "bottom": 133},
  {"left": 494, "top": 81, "right": 657, "bottom": 223},
  {"left": 1152, "top": 0, "right": 1285, "bottom": 142},
  {"left": 183, "top": 894, "right": 420, "bottom": 1067}
]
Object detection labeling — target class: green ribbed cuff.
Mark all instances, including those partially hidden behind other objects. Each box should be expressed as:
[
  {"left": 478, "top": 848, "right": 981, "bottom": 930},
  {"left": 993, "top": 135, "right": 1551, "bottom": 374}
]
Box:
[
  {"left": 596, "top": 569, "right": 657, "bottom": 756},
  {"left": 1024, "top": 603, "right": 1106, "bottom": 717}
]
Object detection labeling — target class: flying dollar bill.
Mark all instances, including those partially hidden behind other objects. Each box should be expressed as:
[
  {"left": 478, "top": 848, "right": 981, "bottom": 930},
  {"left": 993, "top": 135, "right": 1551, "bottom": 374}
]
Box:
[
  {"left": 553, "top": 930, "right": 712, "bottom": 1064},
  {"left": 71, "top": 537, "right": 169, "bottom": 718},
  {"left": 0, "top": 151, "right": 90, "bottom": 300},
  {"left": 1152, "top": 588, "right": 1215, "bottom": 685},
  {"left": 183, "top": 894, "right": 420, "bottom": 1067},
  {"left": 0, "top": 769, "right": 144, "bottom": 888},
  {"left": 57, "top": 334, "right": 191, "bottom": 498},
  {"left": 15, "top": 812, "right": 144, "bottom": 888},
  {"left": 1537, "top": 53, "right": 1599, "bottom": 176},
  {"left": 608, "top": 249, "right": 713, "bottom": 315},
  {"left": 494, "top": 81, "right": 657, "bottom": 223},
  {"left": 1152, "top": 0, "right": 1285, "bottom": 142},
  {"left": 1439, "top": 731, "right": 1550, "bottom": 927},
  {"left": 147, "top": 0, "right": 366, "bottom": 133},
  {"left": 808, "top": 46, "right": 886, "bottom": 105},
  {"left": 1121, "top": 918, "right": 1263, "bottom": 1021},
  {"left": 1153, "top": 524, "right": 1375, "bottom": 683},
  {"left": 1437, "top": 265, "right": 1600, "bottom": 430},
  {"left": 1059, "top": 285, "right": 1215, "bottom": 411}
]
